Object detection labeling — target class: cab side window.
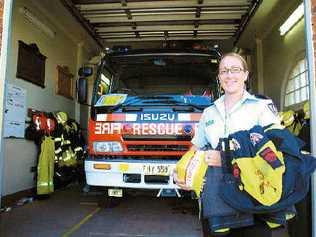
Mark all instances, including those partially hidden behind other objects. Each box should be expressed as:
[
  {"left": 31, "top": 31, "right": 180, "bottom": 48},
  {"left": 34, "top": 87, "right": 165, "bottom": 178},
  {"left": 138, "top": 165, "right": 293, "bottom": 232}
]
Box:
[{"left": 284, "top": 58, "right": 309, "bottom": 108}]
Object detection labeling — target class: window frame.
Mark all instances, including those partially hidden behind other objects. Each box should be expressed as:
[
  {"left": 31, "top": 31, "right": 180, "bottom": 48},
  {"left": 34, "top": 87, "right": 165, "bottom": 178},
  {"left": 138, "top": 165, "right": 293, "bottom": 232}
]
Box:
[{"left": 284, "top": 57, "right": 309, "bottom": 109}]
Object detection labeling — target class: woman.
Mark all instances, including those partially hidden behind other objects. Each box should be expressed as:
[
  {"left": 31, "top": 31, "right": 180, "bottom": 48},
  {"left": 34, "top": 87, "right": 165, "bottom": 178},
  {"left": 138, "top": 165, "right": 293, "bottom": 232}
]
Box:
[{"left": 175, "top": 52, "right": 285, "bottom": 236}]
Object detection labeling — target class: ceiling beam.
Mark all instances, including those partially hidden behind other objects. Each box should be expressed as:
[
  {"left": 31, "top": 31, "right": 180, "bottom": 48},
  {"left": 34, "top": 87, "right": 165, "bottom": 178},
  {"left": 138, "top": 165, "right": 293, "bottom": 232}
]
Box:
[
  {"left": 93, "top": 18, "right": 238, "bottom": 27},
  {"left": 101, "top": 35, "right": 233, "bottom": 42},
  {"left": 82, "top": 9, "right": 247, "bottom": 17},
  {"left": 99, "top": 31, "right": 235, "bottom": 37},
  {"left": 95, "top": 24, "right": 238, "bottom": 33},
  {"left": 80, "top": 6, "right": 250, "bottom": 15},
  {"left": 100, "top": 32, "right": 234, "bottom": 37},
  {"left": 86, "top": 12, "right": 244, "bottom": 23},
  {"left": 76, "top": 0, "right": 250, "bottom": 10},
  {"left": 65, "top": 0, "right": 259, "bottom": 46}
]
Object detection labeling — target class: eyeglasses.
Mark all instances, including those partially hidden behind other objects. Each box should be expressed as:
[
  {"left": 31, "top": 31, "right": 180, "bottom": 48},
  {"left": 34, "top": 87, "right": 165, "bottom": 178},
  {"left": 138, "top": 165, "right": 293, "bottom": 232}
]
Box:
[{"left": 219, "top": 67, "right": 245, "bottom": 75}]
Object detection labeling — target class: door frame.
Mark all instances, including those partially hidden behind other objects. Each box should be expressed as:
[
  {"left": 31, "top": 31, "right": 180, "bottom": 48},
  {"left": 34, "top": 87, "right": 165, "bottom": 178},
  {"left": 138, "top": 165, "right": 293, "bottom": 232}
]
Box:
[
  {"left": 303, "top": 1, "right": 316, "bottom": 237},
  {"left": 0, "top": 0, "right": 14, "bottom": 207}
]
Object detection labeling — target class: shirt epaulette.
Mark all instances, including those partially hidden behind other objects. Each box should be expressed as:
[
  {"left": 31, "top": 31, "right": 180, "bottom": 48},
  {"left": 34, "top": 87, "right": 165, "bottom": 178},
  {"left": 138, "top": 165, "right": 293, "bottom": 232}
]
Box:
[{"left": 254, "top": 94, "right": 272, "bottom": 100}]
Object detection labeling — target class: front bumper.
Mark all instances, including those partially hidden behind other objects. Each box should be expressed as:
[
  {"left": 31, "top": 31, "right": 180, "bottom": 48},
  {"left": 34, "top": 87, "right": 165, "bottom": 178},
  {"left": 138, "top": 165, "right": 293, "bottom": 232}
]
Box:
[{"left": 85, "top": 158, "right": 179, "bottom": 189}]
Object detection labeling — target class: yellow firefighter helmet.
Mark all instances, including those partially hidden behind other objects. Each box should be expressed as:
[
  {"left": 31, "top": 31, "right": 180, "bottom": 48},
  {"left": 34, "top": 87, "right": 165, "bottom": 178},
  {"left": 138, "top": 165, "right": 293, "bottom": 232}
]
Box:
[
  {"left": 279, "top": 110, "right": 295, "bottom": 127},
  {"left": 303, "top": 102, "right": 310, "bottom": 120}
]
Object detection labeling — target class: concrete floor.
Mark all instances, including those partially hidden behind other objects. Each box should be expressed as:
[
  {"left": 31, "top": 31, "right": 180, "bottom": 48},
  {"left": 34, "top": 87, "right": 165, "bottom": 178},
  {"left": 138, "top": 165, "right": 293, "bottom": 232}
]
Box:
[{"left": 0, "top": 185, "right": 202, "bottom": 237}]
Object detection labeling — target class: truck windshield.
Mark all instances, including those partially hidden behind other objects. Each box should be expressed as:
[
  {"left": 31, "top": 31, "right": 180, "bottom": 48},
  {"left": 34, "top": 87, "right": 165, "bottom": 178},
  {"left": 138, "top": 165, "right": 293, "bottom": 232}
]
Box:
[
  {"left": 93, "top": 50, "right": 221, "bottom": 105},
  {"left": 112, "top": 51, "right": 218, "bottom": 95}
]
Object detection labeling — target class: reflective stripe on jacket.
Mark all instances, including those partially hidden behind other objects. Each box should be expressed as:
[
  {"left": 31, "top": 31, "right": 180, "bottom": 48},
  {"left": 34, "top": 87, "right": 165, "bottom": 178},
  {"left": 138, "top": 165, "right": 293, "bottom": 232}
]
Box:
[{"left": 37, "top": 136, "right": 55, "bottom": 195}]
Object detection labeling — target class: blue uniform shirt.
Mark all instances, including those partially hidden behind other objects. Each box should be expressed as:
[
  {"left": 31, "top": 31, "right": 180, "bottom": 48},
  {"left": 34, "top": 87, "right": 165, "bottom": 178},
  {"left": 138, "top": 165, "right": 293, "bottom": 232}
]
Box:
[{"left": 191, "top": 90, "right": 280, "bottom": 150}]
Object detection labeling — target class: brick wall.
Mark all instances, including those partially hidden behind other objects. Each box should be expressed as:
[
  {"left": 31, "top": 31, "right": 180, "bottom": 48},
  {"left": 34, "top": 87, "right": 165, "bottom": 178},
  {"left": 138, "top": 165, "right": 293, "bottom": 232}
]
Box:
[{"left": 0, "top": 0, "right": 3, "bottom": 55}]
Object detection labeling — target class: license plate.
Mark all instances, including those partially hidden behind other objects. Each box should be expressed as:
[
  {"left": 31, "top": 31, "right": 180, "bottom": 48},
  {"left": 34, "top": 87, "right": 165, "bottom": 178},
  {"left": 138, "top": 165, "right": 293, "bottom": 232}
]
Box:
[
  {"left": 108, "top": 188, "right": 123, "bottom": 197},
  {"left": 142, "top": 164, "right": 171, "bottom": 176}
]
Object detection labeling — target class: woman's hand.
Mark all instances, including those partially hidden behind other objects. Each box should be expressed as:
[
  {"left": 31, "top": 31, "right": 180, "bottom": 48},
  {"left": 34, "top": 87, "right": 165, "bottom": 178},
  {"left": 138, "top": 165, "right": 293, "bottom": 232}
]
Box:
[
  {"left": 172, "top": 170, "right": 191, "bottom": 191},
  {"left": 205, "top": 150, "right": 222, "bottom": 167}
]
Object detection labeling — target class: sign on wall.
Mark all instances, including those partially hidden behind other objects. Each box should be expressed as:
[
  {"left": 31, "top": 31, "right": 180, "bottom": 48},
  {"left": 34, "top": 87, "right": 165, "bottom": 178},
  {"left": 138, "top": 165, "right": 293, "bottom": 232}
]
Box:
[
  {"left": 16, "top": 41, "right": 46, "bottom": 88},
  {"left": 4, "top": 84, "right": 27, "bottom": 138},
  {"left": 56, "top": 65, "right": 73, "bottom": 99}
]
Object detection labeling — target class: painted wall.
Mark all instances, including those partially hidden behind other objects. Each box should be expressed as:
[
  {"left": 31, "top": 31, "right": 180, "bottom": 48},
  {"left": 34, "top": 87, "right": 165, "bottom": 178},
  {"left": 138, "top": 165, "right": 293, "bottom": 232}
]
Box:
[
  {"left": 2, "top": 0, "right": 99, "bottom": 195},
  {"left": 262, "top": 17, "right": 305, "bottom": 110},
  {"left": 236, "top": 0, "right": 305, "bottom": 111}
]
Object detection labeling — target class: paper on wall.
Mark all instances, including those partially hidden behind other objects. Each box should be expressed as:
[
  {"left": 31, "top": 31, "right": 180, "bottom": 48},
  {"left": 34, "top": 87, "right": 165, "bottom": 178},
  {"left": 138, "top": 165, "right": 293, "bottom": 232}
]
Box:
[{"left": 4, "top": 84, "right": 27, "bottom": 138}]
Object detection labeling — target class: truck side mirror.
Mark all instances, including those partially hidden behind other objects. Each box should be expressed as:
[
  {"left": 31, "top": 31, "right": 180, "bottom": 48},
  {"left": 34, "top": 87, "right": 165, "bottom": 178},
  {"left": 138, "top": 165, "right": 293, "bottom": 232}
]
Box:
[
  {"left": 77, "top": 77, "right": 87, "bottom": 104},
  {"left": 77, "top": 66, "right": 93, "bottom": 104}
]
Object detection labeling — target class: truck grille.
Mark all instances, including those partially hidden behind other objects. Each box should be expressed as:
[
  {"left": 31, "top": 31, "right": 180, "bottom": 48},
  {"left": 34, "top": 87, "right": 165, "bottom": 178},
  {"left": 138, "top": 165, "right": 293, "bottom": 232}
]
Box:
[
  {"left": 123, "top": 135, "right": 191, "bottom": 141},
  {"left": 127, "top": 144, "right": 189, "bottom": 152}
]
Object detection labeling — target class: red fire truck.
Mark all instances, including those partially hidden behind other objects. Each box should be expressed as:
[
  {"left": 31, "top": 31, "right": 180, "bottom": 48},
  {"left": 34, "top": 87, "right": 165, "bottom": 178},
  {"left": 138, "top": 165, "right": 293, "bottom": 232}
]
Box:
[{"left": 77, "top": 48, "right": 221, "bottom": 200}]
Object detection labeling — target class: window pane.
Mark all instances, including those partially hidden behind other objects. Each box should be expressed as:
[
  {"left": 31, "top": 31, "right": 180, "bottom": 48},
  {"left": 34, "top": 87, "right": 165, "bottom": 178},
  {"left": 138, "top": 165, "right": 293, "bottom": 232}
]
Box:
[
  {"left": 287, "top": 79, "right": 294, "bottom": 92},
  {"left": 301, "top": 87, "right": 307, "bottom": 101},
  {"left": 288, "top": 92, "right": 294, "bottom": 105},
  {"left": 292, "top": 65, "right": 299, "bottom": 77},
  {"left": 299, "top": 60, "right": 305, "bottom": 73},
  {"left": 284, "top": 58, "right": 308, "bottom": 107},
  {"left": 300, "top": 73, "right": 307, "bottom": 86},
  {"left": 294, "top": 78, "right": 300, "bottom": 90},
  {"left": 295, "top": 90, "right": 300, "bottom": 103}
]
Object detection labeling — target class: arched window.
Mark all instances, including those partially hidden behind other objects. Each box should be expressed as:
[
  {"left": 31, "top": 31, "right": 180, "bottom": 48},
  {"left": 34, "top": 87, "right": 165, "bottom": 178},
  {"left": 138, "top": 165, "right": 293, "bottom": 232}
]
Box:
[{"left": 284, "top": 58, "right": 309, "bottom": 107}]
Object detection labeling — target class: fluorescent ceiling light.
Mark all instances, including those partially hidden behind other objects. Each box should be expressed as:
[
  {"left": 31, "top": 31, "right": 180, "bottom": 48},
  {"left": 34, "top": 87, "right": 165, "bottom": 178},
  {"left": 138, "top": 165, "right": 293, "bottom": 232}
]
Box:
[{"left": 279, "top": 3, "right": 304, "bottom": 36}]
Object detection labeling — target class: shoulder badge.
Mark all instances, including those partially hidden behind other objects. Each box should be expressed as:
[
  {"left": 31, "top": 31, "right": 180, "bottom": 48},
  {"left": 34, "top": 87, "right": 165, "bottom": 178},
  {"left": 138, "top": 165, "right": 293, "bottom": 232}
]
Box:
[
  {"left": 205, "top": 119, "right": 214, "bottom": 127},
  {"left": 267, "top": 102, "right": 278, "bottom": 115},
  {"left": 229, "top": 138, "right": 241, "bottom": 151},
  {"left": 255, "top": 94, "right": 278, "bottom": 115},
  {"left": 250, "top": 132, "right": 264, "bottom": 146}
]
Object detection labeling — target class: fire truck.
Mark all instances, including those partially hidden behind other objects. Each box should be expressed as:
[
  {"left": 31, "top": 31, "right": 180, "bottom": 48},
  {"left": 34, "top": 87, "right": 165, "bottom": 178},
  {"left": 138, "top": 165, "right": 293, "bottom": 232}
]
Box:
[{"left": 77, "top": 48, "right": 221, "bottom": 200}]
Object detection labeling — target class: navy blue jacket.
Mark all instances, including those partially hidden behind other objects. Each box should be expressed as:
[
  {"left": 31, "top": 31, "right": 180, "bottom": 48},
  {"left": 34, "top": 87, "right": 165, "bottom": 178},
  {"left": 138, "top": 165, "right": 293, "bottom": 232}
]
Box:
[{"left": 220, "top": 125, "right": 316, "bottom": 213}]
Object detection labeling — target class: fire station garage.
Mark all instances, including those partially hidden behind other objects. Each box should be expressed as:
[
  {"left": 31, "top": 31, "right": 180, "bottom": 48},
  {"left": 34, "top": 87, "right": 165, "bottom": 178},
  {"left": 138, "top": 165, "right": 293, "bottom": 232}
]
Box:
[{"left": 0, "top": 0, "right": 315, "bottom": 237}]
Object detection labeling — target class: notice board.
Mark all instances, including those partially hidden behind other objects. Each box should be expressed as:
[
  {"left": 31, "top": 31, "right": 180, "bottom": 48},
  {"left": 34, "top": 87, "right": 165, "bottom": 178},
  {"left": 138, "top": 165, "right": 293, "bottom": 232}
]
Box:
[{"left": 4, "top": 84, "right": 27, "bottom": 138}]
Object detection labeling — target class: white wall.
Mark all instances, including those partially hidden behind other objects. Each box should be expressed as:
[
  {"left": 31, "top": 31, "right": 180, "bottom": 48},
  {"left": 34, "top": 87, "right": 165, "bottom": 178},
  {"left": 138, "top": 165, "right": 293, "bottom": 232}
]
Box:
[
  {"left": 236, "top": 0, "right": 305, "bottom": 110},
  {"left": 262, "top": 17, "right": 305, "bottom": 110},
  {"left": 2, "top": 0, "right": 100, "bottom": 195}
]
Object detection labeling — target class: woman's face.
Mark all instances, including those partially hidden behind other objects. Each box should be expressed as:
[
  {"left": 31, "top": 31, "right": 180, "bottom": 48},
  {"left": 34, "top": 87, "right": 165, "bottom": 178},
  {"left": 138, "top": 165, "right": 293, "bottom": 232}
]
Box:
[{"left": 218, "top": 55, "right": 248, "bottom": 95}]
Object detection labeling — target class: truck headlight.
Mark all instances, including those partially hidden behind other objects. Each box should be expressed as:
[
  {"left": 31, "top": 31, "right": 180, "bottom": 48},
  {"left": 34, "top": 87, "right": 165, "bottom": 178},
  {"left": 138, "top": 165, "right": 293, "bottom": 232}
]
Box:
[{"left": 93, "top": 141, "right": 123, "bottom": 152}]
